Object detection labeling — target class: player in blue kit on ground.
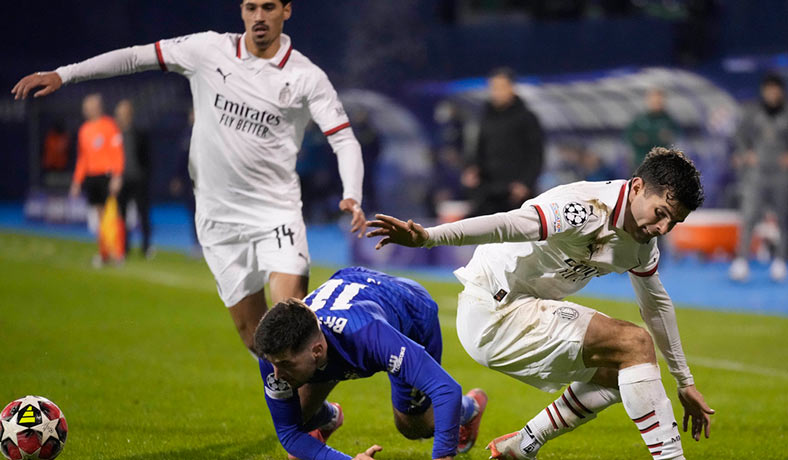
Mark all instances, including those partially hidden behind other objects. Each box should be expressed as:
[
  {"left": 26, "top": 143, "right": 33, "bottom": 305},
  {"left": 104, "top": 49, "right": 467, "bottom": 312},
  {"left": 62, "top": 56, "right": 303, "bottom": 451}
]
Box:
[{"left": 254, "top": 267, "right": 487, "bottom": 460}]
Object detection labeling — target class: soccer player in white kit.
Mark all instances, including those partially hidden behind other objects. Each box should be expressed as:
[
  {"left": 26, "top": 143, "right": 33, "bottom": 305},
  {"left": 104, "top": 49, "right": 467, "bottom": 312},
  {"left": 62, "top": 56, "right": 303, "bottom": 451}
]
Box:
[
  {"left": 12, "top": 0, "right": 367, "bottom": 356},
  {"left": 366, "top": 148, "right": 714, "bottom": 459}
]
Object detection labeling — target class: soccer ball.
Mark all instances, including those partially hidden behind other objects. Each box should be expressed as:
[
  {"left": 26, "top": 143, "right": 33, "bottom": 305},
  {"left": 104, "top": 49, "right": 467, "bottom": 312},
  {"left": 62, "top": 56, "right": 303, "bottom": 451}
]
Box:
[{"left": 0, "top": 396, "right": 67, "bottom": 460}]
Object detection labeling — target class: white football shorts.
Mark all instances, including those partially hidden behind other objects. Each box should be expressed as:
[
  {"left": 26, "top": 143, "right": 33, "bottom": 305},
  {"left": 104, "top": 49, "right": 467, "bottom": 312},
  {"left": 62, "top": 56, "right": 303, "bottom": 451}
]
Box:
[
  {"left": 196, "top": 215, "right": 310, "bottom": 307},
  {"left": 456, "top": 284, "right": 597, "bottom": 392}
]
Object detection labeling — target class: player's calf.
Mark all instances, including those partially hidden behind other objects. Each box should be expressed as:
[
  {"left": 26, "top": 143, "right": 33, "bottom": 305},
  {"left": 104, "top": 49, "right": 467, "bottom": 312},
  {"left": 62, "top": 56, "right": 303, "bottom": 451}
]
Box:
[
  {"left": 495, "top": 381, "right": 621, "bottom": 459},
  {"left": 620, "top": 363, "right": 684, "bottom": 459}
]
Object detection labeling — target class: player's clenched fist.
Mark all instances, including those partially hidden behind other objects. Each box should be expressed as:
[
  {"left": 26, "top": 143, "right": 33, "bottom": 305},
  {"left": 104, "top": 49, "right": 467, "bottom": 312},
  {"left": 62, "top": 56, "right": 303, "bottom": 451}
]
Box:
[
  {"left": 11, "top": 71, "right": 63, "bottom": 100},
  {"left": 366, "top": 214, "right": 428, "bottom": 249},
  {"left": 353, "top": 444, "right": 382, "bottom": 460}
]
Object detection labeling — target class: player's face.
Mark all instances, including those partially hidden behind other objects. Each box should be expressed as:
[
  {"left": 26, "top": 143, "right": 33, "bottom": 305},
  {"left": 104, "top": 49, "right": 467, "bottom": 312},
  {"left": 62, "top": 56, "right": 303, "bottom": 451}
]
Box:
[
  {"left": 241, "top": 0, "right": 292, "bottom": 50},
  {"left": 625, "top": 177, "right": 689, "bottom": 244},
  {"left": 266, "top": 345, "right": 319, "bottom": 388}
]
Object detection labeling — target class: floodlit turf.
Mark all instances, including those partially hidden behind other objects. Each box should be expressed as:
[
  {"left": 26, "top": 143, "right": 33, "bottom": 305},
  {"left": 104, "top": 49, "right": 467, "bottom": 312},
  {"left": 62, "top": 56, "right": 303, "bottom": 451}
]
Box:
[{"left": 1, "top": 232, "right": 786, "bottom": 459}]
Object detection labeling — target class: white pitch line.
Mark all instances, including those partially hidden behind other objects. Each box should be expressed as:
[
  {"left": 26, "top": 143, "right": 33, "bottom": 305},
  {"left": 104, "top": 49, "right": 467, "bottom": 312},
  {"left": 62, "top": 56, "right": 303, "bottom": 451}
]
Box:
[{"left": 687, "top": 355, "right": 788, "bottom": 379}]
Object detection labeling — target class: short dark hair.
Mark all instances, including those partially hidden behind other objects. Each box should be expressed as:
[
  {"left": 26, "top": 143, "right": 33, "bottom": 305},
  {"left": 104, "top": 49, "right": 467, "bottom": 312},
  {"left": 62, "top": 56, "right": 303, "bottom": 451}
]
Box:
[
  {"left": 489, "top": 67, "right": 515, "bottom": 82},
  {"left": 254, "top": 298, "right": 319, "bottom": 357},
  {"left": 242, "top": 0, "right": 291, "bottom": 5},
  {"left": 762, "top": 72, "right": 785, "bottom": 89},
  {"left": 633, "top": 147, "right": 704, "bottom": 211}
]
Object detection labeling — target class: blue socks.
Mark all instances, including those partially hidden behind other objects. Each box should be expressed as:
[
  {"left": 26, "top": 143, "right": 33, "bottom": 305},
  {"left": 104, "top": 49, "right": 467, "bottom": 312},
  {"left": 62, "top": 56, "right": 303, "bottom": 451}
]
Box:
[
  {"left": 303, "top": 401, "right": 336, "bottom": 431},
  {"left": 460, "top": 395, "right": 478, "bottom": 425}
]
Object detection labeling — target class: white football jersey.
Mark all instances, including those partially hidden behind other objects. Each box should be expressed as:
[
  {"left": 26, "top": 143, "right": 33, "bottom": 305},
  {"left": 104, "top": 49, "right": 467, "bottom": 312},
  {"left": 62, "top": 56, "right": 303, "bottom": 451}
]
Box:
[
  {"left": 156, "top": 32, "right": 351, "bottom": 225},
  {"left": 455, "top": 180, "right": 660, "bottom": 301}
]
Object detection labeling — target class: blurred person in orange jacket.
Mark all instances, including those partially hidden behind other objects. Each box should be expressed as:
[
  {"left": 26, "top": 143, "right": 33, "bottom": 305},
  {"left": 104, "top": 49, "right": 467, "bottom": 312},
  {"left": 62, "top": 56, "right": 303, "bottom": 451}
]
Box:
[{"left": 70, "top": 93, "right": 124, "bottom": 263}]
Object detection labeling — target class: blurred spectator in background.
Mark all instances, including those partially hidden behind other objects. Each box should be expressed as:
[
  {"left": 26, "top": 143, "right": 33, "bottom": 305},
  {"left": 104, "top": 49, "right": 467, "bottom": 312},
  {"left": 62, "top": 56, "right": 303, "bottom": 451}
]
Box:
[
  {"left": 70, "top": 93, "right": 124, "bottom": 264},
  {"left": 115, "top": 99, "right": 153, "bottom": 259},
  {"left": 170, "top": 108, "right": 200, "bottom": 256},
  {"left": 540, "top": 141, "right": 617, "bottom": 192},
  {"left": 625, "top": 87, "right": 680, "bottom": 172},
  {"left": 350, "top": 108, "right": 381, "bottom": 213},
  {"left": 463, "top": 67, "right": 544, "bottom": 216},
  {"left": 42, "top": 122, "right": 69, "bottom": 171},
  {"left": 729, "top": 74, "right": 788, "bottom": 283},
  {"left": 580, "top": 145, "right": 617, "bottom": 182}
]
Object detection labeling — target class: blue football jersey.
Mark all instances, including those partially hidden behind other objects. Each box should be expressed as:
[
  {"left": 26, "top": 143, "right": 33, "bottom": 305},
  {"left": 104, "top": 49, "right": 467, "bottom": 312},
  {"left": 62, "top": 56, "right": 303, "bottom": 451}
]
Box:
[{"left": 259, "top": 267, "right": 461, "bottom": 460}]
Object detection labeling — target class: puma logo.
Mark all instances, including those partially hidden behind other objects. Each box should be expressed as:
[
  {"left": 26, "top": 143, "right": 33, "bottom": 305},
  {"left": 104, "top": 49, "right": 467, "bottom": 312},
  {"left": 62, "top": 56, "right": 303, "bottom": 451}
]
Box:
[{"left": 216, "top": 67, "right": 231, "bottom": 83}]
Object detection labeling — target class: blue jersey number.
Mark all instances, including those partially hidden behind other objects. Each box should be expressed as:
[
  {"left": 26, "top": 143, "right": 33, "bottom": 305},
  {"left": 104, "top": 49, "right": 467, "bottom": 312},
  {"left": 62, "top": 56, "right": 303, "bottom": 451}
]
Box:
[{"left": 308, "top": 279, "right": 367, "bottom": 311}]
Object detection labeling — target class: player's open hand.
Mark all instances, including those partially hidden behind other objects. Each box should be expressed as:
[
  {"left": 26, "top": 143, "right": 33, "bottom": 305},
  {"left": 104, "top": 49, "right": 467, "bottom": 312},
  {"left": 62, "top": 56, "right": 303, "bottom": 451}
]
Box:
[
  {"left": 678, "top": 385, "right": 715, "bottom": 441},
  {"left": 365, "top": 214, "right": 428, "bottom": 250},
  {"left": 339, "top": 198, "right": 367, "bottom": 238},
  {"left": 352, "top": 444, "right": 382, "bottom": 460},
  {"left": 11, "top": 71, "right": 63, "bottom": 100}
]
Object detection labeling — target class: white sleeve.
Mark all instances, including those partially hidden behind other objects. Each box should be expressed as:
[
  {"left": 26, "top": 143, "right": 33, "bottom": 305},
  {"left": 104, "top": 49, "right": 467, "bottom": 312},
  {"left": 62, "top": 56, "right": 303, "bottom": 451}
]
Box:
[
  {"left": 629, "top": 272, "right": 694, "bottom": 387},
  {"left": 306, "top": 69, "right": 351, "bottom": 135},
  {"left": 326, "top": 128, "right": 364, "bottom": 204},
  {"left": 155, "top": 32, "right": 214, "bottom": 75},
  {"left": 424, "top": 206, "right": 543, "bottom": 248},
  {"left": 55, "top": 45, "right": 160, "bottom": 85}
]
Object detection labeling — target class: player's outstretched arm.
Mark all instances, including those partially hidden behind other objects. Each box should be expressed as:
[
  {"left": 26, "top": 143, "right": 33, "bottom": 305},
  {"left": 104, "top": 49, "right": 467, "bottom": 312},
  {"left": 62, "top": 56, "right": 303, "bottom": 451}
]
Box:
[
  {"left": 366, "top": 214, "right": 429, "bottom": 249},
  {"left": 11, "top": 72, "right": 63, "bottom": 100},
  {"left": 352, "top": 445, "right": 382, "bottom": 460},
  {"left": 678, "top": 385, "right": 714, "bottom": 441},
  {"left": 339, "top": 198, "right": 367, "bottom": 238}
]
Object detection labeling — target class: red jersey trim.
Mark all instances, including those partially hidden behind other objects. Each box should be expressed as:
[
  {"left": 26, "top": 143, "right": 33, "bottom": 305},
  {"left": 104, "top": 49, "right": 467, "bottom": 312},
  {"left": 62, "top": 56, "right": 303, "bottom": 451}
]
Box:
[
  {"left": 154, "top": 42, "right": 168, "bottom": 72},
  {"left": 236, "top": 37, "right": 242, "bottom": 59},
  {"left": 533, "top": 205, "right": 548, "bottom": 241},
  {"left": 629, "top": 264, "right": 659, "bottom": 277},
  {"left": 323, "top": 122, "right": 351, "bottom": 136},
  {"left": 612, "top": 182, "right": 627, "bottom": 228},
  {"left": 277, "top": 44, "right": 293, "bottom": 68}
]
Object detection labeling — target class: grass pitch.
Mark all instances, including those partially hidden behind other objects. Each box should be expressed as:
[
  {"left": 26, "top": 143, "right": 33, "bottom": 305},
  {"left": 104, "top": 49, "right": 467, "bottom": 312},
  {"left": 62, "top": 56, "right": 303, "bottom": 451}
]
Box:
[{"left": 1, "top": 232, "right": 786, "bottom": 459}]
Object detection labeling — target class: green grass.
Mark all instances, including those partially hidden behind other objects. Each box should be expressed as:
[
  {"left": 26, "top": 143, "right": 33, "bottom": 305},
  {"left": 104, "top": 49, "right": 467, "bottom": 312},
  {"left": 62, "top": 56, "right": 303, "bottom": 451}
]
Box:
[{"left": 1, "top": 232, "right": 787, "bottom": 459}]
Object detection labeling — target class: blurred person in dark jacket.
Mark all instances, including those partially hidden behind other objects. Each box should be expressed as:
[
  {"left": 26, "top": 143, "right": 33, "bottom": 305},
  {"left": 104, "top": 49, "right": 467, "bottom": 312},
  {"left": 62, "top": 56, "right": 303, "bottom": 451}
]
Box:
[
  {"left": 463, "top": 67, "right": 544, "bottom": 216},
  {"left": 625, "top": 88, "right": 680, "bottom": 172},
  {"left": 115, "top": 99, "right": 153, "bottom": 258},
  {"left": 729, "top": 73, "right": 788, "bottom": 282}
]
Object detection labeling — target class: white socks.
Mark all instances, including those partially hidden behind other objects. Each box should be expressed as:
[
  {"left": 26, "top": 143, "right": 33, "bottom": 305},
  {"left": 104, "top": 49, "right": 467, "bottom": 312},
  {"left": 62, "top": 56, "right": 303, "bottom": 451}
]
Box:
[
  {"left": 522, "top": 381, "right": 621, "bottom": 451},
  {"left": 619, "top": 363, "right": 684, "bottom": 459},
  {"left": 521, "top": 367, "right": 685, "bottom": 460}
]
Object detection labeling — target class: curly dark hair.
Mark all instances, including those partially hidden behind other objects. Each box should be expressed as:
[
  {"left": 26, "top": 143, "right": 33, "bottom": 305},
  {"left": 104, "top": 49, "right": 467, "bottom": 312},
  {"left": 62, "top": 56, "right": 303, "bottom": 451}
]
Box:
[
  {"left": 254, "top": 298, "right": 320, "bottom": 357},
  {"left": 632, "top": 147, "right": 704, "bottom": 211}
]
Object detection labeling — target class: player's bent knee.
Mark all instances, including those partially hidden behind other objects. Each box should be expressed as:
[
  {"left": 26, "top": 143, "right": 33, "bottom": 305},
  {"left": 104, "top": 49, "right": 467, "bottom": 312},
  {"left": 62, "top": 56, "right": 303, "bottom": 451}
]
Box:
[
  {"left": 393, "top": 413, "right": 433, "bottom": 440},
  {"left": 626, "top": 326, "right": 656, "bottom": 364}
]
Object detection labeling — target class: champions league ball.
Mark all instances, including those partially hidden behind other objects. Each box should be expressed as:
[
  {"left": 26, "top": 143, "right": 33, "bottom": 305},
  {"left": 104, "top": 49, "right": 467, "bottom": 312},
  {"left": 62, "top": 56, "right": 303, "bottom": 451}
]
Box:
[{"left": 0, "top": 396, "right": 67, "bottom": 460}]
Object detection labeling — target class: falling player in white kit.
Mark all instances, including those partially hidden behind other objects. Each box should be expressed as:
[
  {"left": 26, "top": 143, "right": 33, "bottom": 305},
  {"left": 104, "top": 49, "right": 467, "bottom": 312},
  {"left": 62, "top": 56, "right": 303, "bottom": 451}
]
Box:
[
  {"left": 366, "top": 148, "right": 714, "bottom": 459},
  {"left": 12, "top": 0, "right": 367, "bottom": 355}
]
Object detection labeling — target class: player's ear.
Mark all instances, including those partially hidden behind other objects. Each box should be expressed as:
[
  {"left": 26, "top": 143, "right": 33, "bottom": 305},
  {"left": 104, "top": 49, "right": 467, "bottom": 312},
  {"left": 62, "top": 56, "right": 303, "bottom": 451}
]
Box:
[
  {"left": 283, "top": 1, "right": 292, "bottom": 20},
  {"left": 630, "top": 177, "right": 644, "bottom": 197},
  {"left": 310, "top": 339, "right": 324, "bottom": 358}
]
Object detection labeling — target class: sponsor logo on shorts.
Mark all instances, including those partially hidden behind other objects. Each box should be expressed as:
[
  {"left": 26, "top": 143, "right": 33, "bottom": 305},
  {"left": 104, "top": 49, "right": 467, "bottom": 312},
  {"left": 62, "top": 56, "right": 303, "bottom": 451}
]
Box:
[
  {"left": 408, "top": 388, "right": 428, "bottom": 411},
  {"left": 554, "top": 306, "right": 579, "bottom": 321},
  {"left": 493, "top": 289, "right": 508, "bottom": 301},
  {"left": 264, "top": 373, "right": 293, "bottom": 399},
  {"left": 563, "top": 202, "right": 588, "bottom": 227}
]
